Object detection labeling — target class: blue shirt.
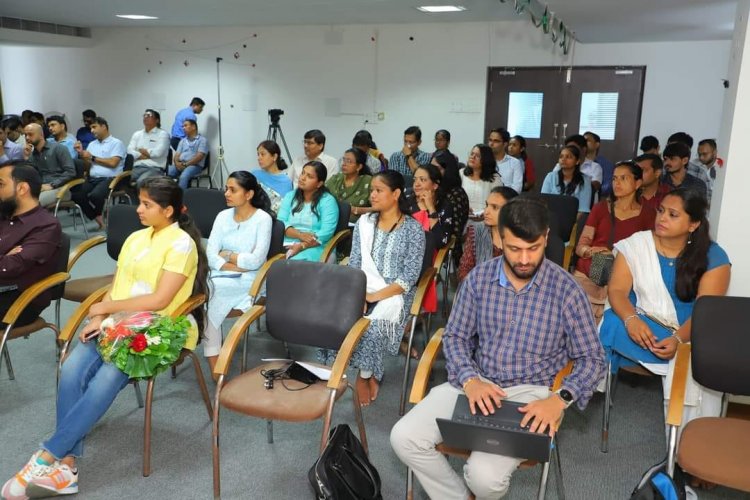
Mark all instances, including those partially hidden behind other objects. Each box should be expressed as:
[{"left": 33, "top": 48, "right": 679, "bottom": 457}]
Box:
[
  {"left": 495, "top": 154, "right": 524, "bottom": 193},
  {"left": 443, "top": 257, "right": 605, "bottom": 408},
  {"left": 48, "top": 134, "right": 78, "bottom": 160},
  {"left": 171, "top": 107, "right": 197, "bottom": 139},
  {"left": 540, "top": 171, "right": 593, "bottom": 213},
  {"left": 86, "top": 135, "right": 126, "bottom": 177},
  {"left": 2, "top": 138, "right": 24, "bottom": 163},
  {"left": 388, "top": 149, "right": 432, "bottom": 178},
  {"left": 176, "top": 134, "right": 208, "bottom": 168},
  {"left": 76, "top": 127, "right": 95, "bottom": 150}
]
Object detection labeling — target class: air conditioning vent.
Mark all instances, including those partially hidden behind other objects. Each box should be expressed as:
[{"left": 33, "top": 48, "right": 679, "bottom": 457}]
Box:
[{"left": 0, "top": 16, "right": 90, "bottom": 38}]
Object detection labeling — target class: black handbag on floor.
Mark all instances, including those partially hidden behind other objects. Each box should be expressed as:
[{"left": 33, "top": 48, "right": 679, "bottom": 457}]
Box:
[
  {"left": 588, "top": 203, "right": 617, "bottom": 287},
  {"left": 308, "top": 424, "right": 382, "bottom": 500}
]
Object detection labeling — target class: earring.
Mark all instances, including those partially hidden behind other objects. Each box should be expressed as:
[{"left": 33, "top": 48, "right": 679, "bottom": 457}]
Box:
[{"left": 687, "top": 231, "right": 693, "bottom": 245}]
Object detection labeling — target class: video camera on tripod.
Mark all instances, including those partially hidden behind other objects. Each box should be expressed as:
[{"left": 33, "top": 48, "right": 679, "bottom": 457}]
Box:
[{"left": 268, "top": 108, "right": 284, "bottom": 125}]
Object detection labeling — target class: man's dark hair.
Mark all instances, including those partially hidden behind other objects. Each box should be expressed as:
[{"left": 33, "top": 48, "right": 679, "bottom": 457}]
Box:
[
  {"left": 583, "top": 131, "right": 601, "bottom": 143},
  {"left": 190, "top": 97, "right": 206, "bottom": 107},
  {"left": 565, "top": 134, "right": 587, "bottom": 151},
  {"left": 636, "top": 153, "right": 663, "bottom": 171},
  {"left": 698, "top": 138, "right": 717, "bottom": 150},
  {"left": 31, "top": 112, "right": 44, "bottom": 122},
  {"left": 498, "top": 196, "right": 549, "bottom": 243},
  {"left": 46, "top": 115, "right": 67, "bottom": 130},
  {"left": 404, "top": 126, "right": 422, "bottom": 141},
  {"left": 490, "top": 127, "right": 510, "bottom": 143},
  {"left": 304, "top": 129, "right": 326, "bottom": 146},
  {"left": 92, "top": 117, "right": 109, "bottom": 128},
  {"left": 144, "top": 108, "right": 161, "bottom": 127},
  {"left": 182, "top": 118, "right": 198, "bottom": 129},
  {"left": 6, "top": 161, "right": 42, "bottom": 199},
  {"left": 663, "top": 142, "right": 691, "bottom": 160},
  {"left": 667, "top": 132, "right": 694, "bottom": 148},
  {"left": 352, "top": 130, "right": 373, "bottom": 148},
  {"left": 1, "top": 116, "right": 22, "bottom": 131},
  {"left": 82, "top": 109, "right": 97, "bottom": 119},
  {"left": 640, "top": 135, "right": 659, "bottom": 152}
]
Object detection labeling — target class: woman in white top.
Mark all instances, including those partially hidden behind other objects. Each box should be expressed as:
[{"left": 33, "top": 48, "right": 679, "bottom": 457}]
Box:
[
  {"left": 205, "top": 171, "right": 273, "bottom": 372},
  {"left": 459, "top": 144, "right": 503, "bottom": 214}
]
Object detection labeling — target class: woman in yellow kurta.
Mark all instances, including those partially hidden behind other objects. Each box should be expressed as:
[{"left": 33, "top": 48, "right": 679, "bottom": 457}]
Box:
[{"left": 2, "top": 177, "right": 209, "bottom": 499}]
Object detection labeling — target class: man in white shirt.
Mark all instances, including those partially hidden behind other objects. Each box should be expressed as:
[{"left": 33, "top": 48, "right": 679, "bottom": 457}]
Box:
[
  {"left": 488, "top": 128, "right": 523, "bottom": 193},
  {"left": 128, "top": 109, "right": 170, "bottom": 184},
  {"left": 289, "top": 129, "right": 338, "bottom": 187}
]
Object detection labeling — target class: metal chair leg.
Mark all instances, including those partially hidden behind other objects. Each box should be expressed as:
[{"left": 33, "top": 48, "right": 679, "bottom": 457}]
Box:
[
  {"left": 406, "top": 467, "right": 414, "bottom": 500},
  {"left": 143, "top": 378, "right": 155, "bottom": 477},
  {"left": 553, "top": 439, "right": 565, "bottom": 500},
  {"left": 133, "top": 380, "right": 145, "bottom": 408},
  {"left": 187, "top": 352, "right": 213, "bottom": 419},
  {"left": 601, "top": 360, "right": 613, "bottom": 453},
  {"left": 319, "top": 391, "right": 337, "bottom": 454},
  {"left": 349, "top": 383, "right": 368, "bottom": 454},
  {"left": 76, "top": 205, "right": 89, "bottom": 239},
  {"left": 399, "top": 316, "right": 418, "bottom": 416},
  {"left": 212, "top": 377, "right": 224, "bottom": 499},
  {"left": 266, "top": 420, "right": 274, "bottom": 444},
  {"left": 0, "top": 324, "right": 14, "bottom": 380},
  {"left": 537, "top": 461, "right": 551, "bottom": 500}
]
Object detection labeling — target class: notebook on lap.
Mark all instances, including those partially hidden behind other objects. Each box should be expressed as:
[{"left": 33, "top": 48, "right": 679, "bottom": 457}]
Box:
[{"left": 436, "top": 395, "right": 552, "bottom": 463}]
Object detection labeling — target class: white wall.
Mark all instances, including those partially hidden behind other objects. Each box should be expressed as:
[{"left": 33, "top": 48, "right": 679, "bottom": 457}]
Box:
[{"left": 1, "top": 21, "right": 730, "bottom": 176}]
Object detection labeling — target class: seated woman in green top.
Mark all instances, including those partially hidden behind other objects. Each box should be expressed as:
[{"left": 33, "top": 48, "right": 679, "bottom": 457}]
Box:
[
  {"left": 326, "top": 148, "right": 373, "bottom": 222},
  {"left": 278, "top": 161, "right": 339, "bottom": 261}
]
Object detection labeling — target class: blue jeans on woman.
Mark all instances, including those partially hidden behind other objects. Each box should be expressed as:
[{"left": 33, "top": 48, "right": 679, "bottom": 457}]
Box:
[
  {"left": 167, "top": 164, "right": 203, "bottom": 189},
  {"left": 42, "top": 341, "right": 129, "bottom": 459}
]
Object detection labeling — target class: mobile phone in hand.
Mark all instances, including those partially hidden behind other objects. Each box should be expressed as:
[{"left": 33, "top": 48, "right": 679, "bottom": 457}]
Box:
[{"left": 83, "top": 330, "right": 101, "bottom": 342}]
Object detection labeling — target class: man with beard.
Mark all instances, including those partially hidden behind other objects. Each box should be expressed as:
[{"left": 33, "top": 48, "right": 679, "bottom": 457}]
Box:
[
  {"left": 22, "top": 123, "right": 77, "bottom": 207},
  {"left": 0, "top": 162, "right": 62, "bottom": 328},
  {"left": 391, "top": 196, "right": 604, "bottom": 500}
]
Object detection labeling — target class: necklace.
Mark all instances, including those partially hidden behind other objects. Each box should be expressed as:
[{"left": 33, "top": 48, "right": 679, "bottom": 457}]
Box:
[
  {"left": 378, "top": 214, "right": 403, "bottom": 234},
  {"left": 234, "top": 209, "right": 254, "bottom": 229}
]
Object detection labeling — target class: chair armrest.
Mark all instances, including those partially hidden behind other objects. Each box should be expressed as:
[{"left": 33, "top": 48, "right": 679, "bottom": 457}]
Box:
[
  {"left": 56, "top": 178, "right": 85, "bottom": 200},
  {"left": 551, "top": 361, "right": 574, "bottom": 391},
  {"left": 108, "top": 171, "right": 132, "bottom": 190},
  {"left": 319, "top": 229, "right": 352, "bottom": 263},
  {"left": 213, "top": 305, "right": 266, "bottom": 377},
  {"left": 170, "top": 293, "right": 206, "bottom": 318},
  {"left": 68, "top": 235, "right": 107, "bottom": 272},
  {"left": 58, "top": 286, "right": 110, "bottom": 343},
  {"left": 248, "top": 254, "right": 285, "bottom": 301},
  {"left": 665, "top": 343, "right": 692, "bottom": 428},
  {"left": 409, "top": 267, "right": 437, "bottom": 317},
  {"left": 2, "top": 272, "right": 70, "bottom": 325},
  {"left": 409, "top": 328, "right": 445, "bottom": 404},
  {"left": 327, "top": 317, "right": 371, "bottom": 390}
]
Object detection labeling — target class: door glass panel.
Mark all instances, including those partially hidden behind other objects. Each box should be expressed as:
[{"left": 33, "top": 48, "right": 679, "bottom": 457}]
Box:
[
  {"left": 507, "top": 92, "right": 543, "bottom": 139},
  {"left": 579, "top": 92, "right": 619, "bottom": 140}
]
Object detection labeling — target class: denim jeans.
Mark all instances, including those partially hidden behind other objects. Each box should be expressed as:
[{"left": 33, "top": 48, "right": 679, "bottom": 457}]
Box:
[
  {"left": 167, "top": 164, "right": 203, "bottom": 189},
  {"left": 42, "top": 341, "right": 130, "bottom": 459}
]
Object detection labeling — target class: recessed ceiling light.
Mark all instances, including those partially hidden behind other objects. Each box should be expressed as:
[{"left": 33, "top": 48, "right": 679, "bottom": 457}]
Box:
[
  {"left": 116, "top": 14, "right": 159, "bottom": 20},
  {"left": 416, "top": 5, "right": 466, "bottom": 13}
]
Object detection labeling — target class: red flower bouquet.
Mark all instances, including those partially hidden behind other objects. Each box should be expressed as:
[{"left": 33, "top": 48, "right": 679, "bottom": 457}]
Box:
[{"left": 96, "top": 311, "right": 190, "bottom": 379}]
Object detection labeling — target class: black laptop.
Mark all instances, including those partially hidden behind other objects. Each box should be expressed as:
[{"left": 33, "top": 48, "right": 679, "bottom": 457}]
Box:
[{"left": 436, "top": 395, "right": 552, "bottom": 463}]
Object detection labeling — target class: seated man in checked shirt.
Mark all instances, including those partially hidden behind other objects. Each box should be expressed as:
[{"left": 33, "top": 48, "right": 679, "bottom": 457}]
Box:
[{"left": 391, "top": 196, "right": 605, "bottom": 500}]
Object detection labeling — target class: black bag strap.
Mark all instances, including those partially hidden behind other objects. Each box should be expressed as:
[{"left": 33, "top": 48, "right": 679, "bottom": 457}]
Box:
[{"left": 606, "top": 200, "right": 617, "bottom": 249}]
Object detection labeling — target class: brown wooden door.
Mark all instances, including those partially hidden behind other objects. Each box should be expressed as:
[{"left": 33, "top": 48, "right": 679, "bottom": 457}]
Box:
[{"left": 485, "top": 66, "right": 645, "bottom": 191}]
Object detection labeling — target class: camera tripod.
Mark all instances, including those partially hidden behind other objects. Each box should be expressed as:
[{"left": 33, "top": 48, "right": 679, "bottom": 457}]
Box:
[
  {"left": 212, "top": 57, "right": 230, "bottom": 188},
  {"left": 267, "top": 119, "right": 293, "bottom": 166}
]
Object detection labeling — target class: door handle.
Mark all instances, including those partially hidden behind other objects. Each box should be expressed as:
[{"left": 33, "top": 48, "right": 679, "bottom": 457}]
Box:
[
  {"left": 562, "top": 123, "right": 568, "bottom": 141},
  {"left": 552, "top": 123, "right": 558, "bottom": 140}
]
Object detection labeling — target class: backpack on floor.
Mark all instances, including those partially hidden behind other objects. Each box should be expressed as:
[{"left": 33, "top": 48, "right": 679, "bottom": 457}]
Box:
[
  {"left": 630, "top": 458, "right": 686, "bottom": 500},
  {"left": 308, "top": 424, "right": 382, "bottom": 500}
]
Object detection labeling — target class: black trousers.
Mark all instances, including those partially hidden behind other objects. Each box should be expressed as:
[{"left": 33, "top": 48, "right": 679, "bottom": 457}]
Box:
[{"left": 71, "top": 176, "right": 111, "bottom": 220}]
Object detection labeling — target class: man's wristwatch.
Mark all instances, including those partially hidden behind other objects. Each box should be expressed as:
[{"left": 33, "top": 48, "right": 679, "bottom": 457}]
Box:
[{"left": 555, "top": 389, "right": 575, "bottom": 408}]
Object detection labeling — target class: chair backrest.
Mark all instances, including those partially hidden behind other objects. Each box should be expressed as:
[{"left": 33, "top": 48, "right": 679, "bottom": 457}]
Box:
[
  {"left": 691, "top": 296, "right": 750, "bottom": 396},
  {"left": 203, "top": 151, "right": 211, "bottom": 172},
  {"left": 268, "top": 218, "right": 285, "bottom": 258},
  {"left": 539, "top": 193, "right": 578, "bottom": 241},
  {"left": 421, "top": 230, "right": 437, "bottom": 276},
  {"left": 336, "top": 200, "right": 351, "bottom": 233},
  {"left": 568, "top": 213, "right": 589, "bottom": 270},
  {"left": 124, "top": 154, "right": 134, "bottom": 171},
  {"left": 545, "top": 233, "right": 565, "bottom": 267},
  {"left": 73, "top": 158, "right": 86, "bottom": 179},
  {"left": 183, "top": 187, "right": 226, "bottom": 239},
  {"left": 107, "top": 204, "right": 144, "bottom": 260},
  {"left": 265, "top": 260, "right": 366, "bottom": 350},
  {"left": 50, "top": 232, "right": 71, "bottom": 300}
]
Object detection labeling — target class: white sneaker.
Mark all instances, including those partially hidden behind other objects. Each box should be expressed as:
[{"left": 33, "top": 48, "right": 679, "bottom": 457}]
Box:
[
  {"left": 26, "top": 462, "right": 78, "bottom": 498},
  {"left": 1, "top": 452, "right": 55, "bottom": 500}
]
